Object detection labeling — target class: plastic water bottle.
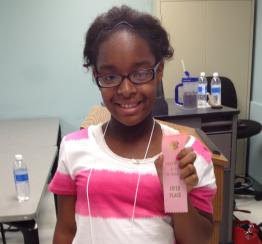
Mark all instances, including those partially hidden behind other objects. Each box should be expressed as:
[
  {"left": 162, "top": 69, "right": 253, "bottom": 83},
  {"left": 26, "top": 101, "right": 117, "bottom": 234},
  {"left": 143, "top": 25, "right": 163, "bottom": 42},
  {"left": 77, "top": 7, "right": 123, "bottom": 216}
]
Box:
[
  {"left": 13, "top": 154, "right": 30, "bottom": 202},
  {"left": 198, "top": 72, "right": 207, "bottom": 107},
  {"left": 210, "top": 72, "right": 222, "bottom": 106}
]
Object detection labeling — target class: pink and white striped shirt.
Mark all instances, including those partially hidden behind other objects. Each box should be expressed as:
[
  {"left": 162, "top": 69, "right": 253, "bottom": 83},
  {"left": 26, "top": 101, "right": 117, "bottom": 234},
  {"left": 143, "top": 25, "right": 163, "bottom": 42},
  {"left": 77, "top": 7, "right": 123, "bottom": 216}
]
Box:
[{"left": 49, "top": 123, "right": 216, "bottom": 244}]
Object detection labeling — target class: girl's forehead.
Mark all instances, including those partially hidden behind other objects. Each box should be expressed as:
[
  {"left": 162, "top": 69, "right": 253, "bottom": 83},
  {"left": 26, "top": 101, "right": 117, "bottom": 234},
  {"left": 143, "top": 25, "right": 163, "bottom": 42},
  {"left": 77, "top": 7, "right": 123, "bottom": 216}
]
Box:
[{"left": 96, "top": 31, "right": 155, "bottom": 68}]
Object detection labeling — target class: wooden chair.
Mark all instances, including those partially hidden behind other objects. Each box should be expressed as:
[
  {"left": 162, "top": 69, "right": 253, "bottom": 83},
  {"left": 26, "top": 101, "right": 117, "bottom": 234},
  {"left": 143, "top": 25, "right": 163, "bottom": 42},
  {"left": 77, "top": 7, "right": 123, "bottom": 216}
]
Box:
[{"left": 81, "top": 105, "right": 228, "bottom": 244}]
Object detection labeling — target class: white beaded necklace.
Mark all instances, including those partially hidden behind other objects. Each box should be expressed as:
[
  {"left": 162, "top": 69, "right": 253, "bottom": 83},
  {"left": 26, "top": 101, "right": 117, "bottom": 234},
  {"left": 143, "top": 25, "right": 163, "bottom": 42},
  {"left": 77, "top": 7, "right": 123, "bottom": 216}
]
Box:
[{"left": 86, "top": 119, "right": 156, "bottom": 244}]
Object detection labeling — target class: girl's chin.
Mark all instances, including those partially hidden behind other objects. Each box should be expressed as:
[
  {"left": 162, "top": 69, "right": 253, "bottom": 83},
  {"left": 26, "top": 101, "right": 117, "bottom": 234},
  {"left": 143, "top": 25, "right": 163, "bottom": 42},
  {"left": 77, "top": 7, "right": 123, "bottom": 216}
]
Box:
[{"left": 111, "top": 113, "right": 152, "bottom": 127}]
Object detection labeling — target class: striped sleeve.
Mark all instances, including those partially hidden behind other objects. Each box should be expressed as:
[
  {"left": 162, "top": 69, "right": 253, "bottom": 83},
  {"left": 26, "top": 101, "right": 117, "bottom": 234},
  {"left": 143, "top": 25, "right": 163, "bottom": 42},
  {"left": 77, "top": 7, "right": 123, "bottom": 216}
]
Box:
[
  {"left": 48, "top": 136, "right": 76, "bottom": 195},
  {"left": 189, "top": 138, "right": 217, "bottom": 213}
]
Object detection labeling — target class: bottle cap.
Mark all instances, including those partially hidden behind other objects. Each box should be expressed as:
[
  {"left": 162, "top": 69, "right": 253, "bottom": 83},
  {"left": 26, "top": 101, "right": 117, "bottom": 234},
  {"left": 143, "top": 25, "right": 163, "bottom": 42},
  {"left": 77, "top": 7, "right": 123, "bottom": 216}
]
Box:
[
  {"left": 15, "top": 154, "right": 23, "bottom": 160},
  {"left": 200, "top": 72, "right": 206, "bottom": 77},
  {"left": 213, "top": 72, "right": 219, "bottom": 77}
]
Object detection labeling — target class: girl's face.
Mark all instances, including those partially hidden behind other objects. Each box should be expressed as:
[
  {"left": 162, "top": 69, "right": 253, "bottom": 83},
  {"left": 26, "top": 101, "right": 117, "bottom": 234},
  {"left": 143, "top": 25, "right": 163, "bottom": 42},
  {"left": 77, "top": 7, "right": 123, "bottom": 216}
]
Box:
[{"left": 94, "top": 30, "right": 163, "bottom": 126}]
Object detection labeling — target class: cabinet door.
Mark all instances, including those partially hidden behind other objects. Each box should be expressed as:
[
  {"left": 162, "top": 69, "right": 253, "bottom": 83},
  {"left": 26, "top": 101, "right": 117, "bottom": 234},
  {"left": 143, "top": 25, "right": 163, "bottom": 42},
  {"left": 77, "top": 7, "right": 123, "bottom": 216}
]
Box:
[
  {"left": 157, "top": 1, "right": 206, "bottom": 97},
  {"left": 205, "top": 0, "right": 253, "bottom": 121}
]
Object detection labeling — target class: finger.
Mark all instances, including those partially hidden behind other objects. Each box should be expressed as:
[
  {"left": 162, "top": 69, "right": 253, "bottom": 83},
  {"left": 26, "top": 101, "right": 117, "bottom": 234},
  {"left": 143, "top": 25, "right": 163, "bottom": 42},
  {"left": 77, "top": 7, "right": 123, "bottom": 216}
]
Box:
[
  {"left": 180, "top": 163, "right": 196, "bottom": 179},
  {"left": 154, "top": 153, "right": 164, "bottom": 183},
  {"left": 184, "top": 173, "right": 199, "bottom": 188},
  {"left": 177, "top": 147, "right": 194, "bottom": 160},
  {"left": 178, "top": 151, "right": 196, "bottom": 168}
]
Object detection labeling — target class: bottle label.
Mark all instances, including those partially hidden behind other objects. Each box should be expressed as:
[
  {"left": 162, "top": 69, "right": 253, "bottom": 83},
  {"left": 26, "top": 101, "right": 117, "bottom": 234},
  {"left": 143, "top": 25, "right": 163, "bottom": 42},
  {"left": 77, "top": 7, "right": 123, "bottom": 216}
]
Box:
[
  {"left": 211, "top": 86, "right": 221, "bottom": 94},
  {"left": 198, "top": 85, "right": 207, "bottom": 94},
  {"left": 15, "top": 173, "right": 29, "bottom": 182}
]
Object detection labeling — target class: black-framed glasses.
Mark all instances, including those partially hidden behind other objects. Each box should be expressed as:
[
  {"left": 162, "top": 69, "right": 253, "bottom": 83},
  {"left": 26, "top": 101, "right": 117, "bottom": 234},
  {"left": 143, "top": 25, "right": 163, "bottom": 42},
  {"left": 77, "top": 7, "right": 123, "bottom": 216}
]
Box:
[{"left": 94, "top": 62, "right": 160, "bottom": 88}]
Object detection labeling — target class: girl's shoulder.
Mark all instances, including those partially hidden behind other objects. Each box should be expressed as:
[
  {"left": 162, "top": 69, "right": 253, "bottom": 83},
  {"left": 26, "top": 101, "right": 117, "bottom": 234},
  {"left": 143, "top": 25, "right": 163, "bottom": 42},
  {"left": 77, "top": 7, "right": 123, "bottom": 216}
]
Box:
[
  {"left": 157, "top": 120, "right": 196, "bottom": 136},
  {"left": 158, "top": 121, "right": 180, "bottom": 136},
  {"left": 63, "top": 128, "right": 89, "bottom": 142},
  {"left": 59, "top": 124, "right": 104, "bottom": 157},
  {"left": 158, "top": 121, "right": 196, "bottom": 147},
  {"left": 63, "top": 123, "right": 103, "bottom": 143}
]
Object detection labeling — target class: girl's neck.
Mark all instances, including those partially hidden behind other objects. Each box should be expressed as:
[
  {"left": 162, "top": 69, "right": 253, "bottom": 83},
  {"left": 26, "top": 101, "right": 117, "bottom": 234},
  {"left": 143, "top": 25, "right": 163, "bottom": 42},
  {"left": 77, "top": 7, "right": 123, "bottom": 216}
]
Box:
[
  {"left": 105, "top": 115, "right": 154, "bottom": 142},
  {"left": 103, "top": 115, "right": 162, "bottom": 159}
]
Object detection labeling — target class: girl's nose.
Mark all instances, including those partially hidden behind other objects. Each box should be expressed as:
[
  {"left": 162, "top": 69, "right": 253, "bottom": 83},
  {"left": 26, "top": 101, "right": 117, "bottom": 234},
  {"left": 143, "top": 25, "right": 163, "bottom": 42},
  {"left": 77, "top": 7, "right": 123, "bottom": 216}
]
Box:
[{"left": 116, "top": 77, "right": 137, "bottom": 97}]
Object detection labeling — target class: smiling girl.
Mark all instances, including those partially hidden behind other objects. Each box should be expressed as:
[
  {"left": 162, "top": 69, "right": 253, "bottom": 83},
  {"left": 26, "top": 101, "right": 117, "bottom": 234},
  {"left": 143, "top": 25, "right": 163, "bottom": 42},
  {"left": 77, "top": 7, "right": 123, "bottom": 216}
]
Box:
[{"left": 49, "top": 5, "right": 216, "bottom": 244}]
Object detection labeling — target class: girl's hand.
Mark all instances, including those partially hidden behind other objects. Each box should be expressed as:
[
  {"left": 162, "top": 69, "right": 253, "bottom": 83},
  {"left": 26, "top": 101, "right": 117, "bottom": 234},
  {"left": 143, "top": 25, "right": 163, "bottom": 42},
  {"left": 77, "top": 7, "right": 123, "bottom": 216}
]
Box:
[
  {"left": 177, "top": 147, "right": 198, "bottom": 192},
  {"left": 155, "top": 146, "right": 198, "bottom": 192}
]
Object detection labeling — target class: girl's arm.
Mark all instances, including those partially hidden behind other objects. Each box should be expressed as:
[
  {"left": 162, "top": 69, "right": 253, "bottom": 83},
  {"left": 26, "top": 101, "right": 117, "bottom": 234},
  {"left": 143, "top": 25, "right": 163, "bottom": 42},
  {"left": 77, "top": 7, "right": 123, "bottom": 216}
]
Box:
[
  {"left": 172, "top": 147, "right": 213, "bottom": 244},
  {"left": 172, "top": 202, "right": 213, "bottom": 244},
  {"left": 53, "top": 195, "right": 77, "bottom": 244}
]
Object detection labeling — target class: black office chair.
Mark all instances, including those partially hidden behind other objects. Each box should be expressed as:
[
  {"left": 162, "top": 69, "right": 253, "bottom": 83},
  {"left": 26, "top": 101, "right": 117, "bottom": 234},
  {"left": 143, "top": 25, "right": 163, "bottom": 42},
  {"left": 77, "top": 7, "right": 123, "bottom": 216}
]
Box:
[
  {"left": 207, "top": 76, "right": 261, "bottom": 139},
  {"left": 206, "top": 76, "right": 262, "bottom": 200}
]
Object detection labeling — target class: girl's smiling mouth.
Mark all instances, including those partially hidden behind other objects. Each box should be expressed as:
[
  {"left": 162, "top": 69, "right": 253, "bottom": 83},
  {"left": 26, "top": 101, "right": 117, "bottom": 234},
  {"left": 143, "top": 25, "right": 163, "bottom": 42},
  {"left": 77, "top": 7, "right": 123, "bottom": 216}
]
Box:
[{"left": 115, "top": 101, "right": 144, "bottom": 115}]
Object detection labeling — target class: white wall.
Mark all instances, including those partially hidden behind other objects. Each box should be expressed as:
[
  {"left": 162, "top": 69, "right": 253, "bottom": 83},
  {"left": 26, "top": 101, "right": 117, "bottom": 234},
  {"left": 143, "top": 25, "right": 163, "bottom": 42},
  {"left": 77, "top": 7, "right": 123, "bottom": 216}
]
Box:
[
  {"left": 0, "top": 0, "right": 153, "bottom": 135},
  {"left": 249, "top": 1, "right": 262, "bottom": 184}
]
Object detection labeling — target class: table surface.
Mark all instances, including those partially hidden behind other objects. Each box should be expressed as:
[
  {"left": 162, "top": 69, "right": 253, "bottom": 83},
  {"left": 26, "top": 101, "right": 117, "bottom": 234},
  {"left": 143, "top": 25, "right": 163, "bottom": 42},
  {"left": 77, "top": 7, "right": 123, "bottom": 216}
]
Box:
[
  {"left": 0, "top": 117, "right": 60, "bottom": 223},
  {"left": 156, "top": 98, "right": 239, "bottom": 118},
  {"left": 0, "top": 117, "right": 60, "bottom": 149},
  {"left": 0, "top": 146, "right": 57, "bottom": 222}
]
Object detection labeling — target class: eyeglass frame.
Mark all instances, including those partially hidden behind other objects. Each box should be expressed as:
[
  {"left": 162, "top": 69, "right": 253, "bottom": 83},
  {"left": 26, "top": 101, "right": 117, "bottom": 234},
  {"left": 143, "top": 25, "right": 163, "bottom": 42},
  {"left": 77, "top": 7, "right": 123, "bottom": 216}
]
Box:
[{"left": 93, "top": 62, "right": 161, "bottom": 88}]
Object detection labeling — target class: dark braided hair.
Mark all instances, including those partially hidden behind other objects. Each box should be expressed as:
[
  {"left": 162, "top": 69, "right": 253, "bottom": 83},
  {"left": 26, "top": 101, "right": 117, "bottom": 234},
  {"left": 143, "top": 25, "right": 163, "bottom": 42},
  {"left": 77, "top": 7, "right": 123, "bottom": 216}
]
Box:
[{"left": 83, "top": 5, "right": 173, "bottom": 69}]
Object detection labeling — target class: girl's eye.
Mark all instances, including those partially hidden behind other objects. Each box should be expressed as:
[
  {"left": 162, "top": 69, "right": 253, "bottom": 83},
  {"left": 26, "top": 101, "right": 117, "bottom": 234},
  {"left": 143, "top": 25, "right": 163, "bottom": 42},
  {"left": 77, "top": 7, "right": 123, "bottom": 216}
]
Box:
[
  {"left": 132, "top": 70, "right": 152, "bottom": 80},
  {"left": 102, "top": 74, "right": 120, "bottom": 83}
]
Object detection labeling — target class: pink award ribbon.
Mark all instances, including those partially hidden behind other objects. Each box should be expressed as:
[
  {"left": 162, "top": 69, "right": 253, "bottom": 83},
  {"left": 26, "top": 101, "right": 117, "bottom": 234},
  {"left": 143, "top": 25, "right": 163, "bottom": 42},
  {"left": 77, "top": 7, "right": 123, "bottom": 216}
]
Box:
[{"left": 162, "top": 134, "right": 189, "bottom": 213}]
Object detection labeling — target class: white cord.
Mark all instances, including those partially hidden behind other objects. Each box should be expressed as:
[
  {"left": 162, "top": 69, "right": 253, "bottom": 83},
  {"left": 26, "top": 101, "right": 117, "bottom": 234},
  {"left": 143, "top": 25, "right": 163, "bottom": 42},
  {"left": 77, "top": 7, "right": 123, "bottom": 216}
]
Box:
[
  {"left": 103, "top": 121, "right": 109, "bottom": 137},
  {"left": 86, "top": 168, "right": 94, "bottom": 244},
  {"left": 129, "top": 119, "right": 156, "bottom": 243}
]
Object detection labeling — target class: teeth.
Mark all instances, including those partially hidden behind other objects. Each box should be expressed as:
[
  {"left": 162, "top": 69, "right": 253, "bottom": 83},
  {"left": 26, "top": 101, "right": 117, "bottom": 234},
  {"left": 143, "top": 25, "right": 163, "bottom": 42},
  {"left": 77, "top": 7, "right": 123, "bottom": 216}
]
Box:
[{"left": 120, "top": 104, "right": 137, "bottom": 109}]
